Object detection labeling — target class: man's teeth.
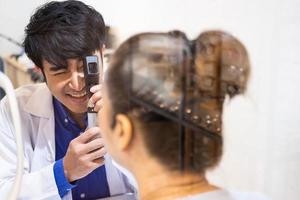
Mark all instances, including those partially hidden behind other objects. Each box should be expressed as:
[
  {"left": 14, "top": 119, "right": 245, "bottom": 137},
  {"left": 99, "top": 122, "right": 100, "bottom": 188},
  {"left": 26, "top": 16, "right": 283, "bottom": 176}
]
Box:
[{"left": 68, "top": 91, "right": 87, "bottom": 98}]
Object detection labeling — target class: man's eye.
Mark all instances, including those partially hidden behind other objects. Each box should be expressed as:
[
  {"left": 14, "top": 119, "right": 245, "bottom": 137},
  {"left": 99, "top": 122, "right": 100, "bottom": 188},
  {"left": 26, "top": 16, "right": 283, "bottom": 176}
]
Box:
[{"left": 53, "top": 70, "right": 67, "bottom": 75}]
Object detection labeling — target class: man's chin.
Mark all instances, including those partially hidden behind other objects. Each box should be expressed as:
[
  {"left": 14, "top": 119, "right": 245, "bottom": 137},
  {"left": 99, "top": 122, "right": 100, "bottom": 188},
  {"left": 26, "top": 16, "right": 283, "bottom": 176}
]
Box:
[
  {"left": 63, "top": 101, "right": 88, "bottom": 115},
  {"left": 68, "top": 106, "right": 88, "bottom": 114}
]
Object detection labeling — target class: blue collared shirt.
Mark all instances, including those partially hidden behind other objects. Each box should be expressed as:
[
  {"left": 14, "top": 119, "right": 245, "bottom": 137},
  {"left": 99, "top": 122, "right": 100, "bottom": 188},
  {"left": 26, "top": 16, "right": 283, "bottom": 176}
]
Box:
[{"left": 52, "top": 97, "right": 110, "bottom": 199}]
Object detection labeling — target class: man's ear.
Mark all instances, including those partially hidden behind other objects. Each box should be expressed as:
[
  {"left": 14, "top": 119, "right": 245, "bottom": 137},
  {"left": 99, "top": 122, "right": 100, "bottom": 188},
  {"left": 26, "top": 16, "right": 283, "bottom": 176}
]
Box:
[
  {"left": 39, "top": 68, "right": 47, "bottom": 83},
  {"left": 113, "top": 114, "right": 133, "bottom": 151}
]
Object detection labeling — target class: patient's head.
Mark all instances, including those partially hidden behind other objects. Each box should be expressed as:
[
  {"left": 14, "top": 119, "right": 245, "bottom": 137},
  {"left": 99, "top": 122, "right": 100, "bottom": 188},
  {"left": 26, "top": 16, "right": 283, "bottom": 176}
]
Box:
[{"left": 98, "top": 30, "right": 250, "bottom": 176}]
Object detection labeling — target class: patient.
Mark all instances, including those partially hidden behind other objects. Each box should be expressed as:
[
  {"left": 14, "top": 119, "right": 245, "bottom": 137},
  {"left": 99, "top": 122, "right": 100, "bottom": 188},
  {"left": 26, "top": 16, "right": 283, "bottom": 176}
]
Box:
[{"left": 98, "top": 30, "right": 269, "bottom": 200}]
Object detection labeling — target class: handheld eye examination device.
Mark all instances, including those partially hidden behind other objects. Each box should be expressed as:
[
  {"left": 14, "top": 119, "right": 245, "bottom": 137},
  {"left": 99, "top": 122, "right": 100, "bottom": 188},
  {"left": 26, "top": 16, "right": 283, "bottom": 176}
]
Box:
[{"left": 83, "top": 55, "right": 102, "bottom": 128}]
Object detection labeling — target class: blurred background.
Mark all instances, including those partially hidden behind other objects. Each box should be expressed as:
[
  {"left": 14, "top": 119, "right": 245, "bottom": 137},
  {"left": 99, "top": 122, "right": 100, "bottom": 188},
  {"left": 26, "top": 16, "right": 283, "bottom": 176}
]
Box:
[{"left": 0, "top": 0, "right": 299, "bottom": 199}]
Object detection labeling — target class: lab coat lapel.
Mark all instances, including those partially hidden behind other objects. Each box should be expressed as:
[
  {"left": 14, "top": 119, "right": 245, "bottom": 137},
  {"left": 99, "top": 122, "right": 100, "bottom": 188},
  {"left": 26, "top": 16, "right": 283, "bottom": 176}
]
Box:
[
  {"left": 23, "top": 83, "right": 53, "bottom": 119},
  {"left": 24, "top": 83, "right": 56, "bottom": 169},
  {"left": 105, "top": 155, "right": 129, "bottom": 196}
]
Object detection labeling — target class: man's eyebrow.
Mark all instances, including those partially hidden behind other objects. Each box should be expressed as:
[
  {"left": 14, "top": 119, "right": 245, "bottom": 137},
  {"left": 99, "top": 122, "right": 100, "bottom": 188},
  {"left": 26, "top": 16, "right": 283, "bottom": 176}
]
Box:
[{"left": 49, "top": 65, "right": 67, "bottom": 72}]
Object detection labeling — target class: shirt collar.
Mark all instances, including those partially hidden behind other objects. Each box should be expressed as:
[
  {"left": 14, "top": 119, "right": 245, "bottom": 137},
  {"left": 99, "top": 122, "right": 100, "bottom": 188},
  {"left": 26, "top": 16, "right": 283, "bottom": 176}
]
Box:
[{"left": 52, "top": 97, "right": 87, "bottom": 131}]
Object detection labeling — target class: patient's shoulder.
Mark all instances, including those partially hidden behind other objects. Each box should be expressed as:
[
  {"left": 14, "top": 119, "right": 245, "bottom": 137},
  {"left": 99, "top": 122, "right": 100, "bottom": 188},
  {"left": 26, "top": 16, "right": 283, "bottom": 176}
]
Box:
[
  {"left": 229, "top": 190, "right": 271, "bottom": 200},
  {"left": 179, "top": 189, "right": 271, "bottom": 200}
]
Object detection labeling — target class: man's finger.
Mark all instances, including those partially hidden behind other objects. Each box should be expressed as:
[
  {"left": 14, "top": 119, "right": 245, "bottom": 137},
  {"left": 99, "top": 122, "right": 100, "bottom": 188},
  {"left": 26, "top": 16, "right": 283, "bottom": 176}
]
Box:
[
  {"left": 88, "top": 147, "right": 107, "bottom": 161},
  {"left": 89, "top": 91, "right": 102, "bottom": 105},
  {"left": 90, "top": 84, "right": 102, "bottom": 93},
  {"left": 77, "top": 127, "right": 100, "bottom": 143},
  {"left": 84, "top": 138, "right": 105, "bottom": 153},
  {"left": 91, "top": 157, "right": 105, "bottom": 168},
  {"left": 93, "top": 100, "right": 103, "bottom": 112}
]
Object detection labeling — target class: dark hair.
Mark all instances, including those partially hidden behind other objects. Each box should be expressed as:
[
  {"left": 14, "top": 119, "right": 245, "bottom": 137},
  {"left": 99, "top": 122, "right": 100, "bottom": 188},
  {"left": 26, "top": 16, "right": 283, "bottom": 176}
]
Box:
[
  {"left": 23, "top": 0, "right": 105, "bottom": 69},
  {"left": 106, "top": 30, "right": 250, "bottom": 173}
]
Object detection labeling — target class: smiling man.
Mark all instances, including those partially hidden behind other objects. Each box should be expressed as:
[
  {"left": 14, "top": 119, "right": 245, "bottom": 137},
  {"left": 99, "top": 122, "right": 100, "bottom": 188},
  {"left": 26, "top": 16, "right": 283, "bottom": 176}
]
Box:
[{"left": 0, "top": 1, "right": 134, "bottom": 199}]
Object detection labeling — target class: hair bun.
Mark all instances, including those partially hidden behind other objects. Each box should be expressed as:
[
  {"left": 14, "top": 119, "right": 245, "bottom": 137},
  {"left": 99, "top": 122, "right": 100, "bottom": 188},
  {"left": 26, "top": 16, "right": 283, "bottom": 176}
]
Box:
[
  {"left": 194, "top": 31, "right": 250, "bottom": 99},
  {"left": 108, "top": 30, "right": 250, "bottom": 135}
]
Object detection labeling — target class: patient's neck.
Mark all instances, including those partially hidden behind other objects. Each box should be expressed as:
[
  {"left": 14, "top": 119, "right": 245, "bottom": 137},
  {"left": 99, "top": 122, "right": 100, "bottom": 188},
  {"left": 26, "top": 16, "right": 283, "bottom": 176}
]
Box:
[{"left": 136, "top": 163, "right": 218, "bottom": 200}]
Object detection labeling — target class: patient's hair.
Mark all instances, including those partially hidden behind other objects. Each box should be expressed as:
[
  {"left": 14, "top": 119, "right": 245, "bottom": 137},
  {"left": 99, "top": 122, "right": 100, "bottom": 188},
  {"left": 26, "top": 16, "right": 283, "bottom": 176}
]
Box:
[
  {"left": 23, "top": 0, "right": 105, "bottom": 70},
  {"left": 106, "top": 30, "right": 250, "bottom": 173}
]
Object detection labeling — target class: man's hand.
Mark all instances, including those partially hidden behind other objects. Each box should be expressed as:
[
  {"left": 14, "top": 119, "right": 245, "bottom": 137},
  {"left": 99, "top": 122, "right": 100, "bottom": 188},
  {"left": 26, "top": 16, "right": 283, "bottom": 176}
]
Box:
[
  {"left": 62, "top": 84, "right": 104, "bottom": 182},
  {"left": 63, "top": 127, "right": 106, "bottom": 182},
  {"left": 89, "top": 84, "right": 103, "bottom": 112}
]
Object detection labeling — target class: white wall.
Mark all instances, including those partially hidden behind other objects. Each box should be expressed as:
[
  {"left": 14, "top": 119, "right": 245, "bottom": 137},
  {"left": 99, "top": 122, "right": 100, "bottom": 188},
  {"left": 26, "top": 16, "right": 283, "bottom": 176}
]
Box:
[
  {"left": 1, "top": 0, "right": 299, "bottom": 199},
  {"left": 0, "top": 0, "right": 49, "bottom": 54}
]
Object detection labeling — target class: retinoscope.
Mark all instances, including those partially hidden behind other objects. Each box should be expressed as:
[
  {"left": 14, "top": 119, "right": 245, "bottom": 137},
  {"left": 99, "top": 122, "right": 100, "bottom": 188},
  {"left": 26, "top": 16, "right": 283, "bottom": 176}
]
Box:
[{"left": 83, "top": 55, "right": 102, "bottom": 128}]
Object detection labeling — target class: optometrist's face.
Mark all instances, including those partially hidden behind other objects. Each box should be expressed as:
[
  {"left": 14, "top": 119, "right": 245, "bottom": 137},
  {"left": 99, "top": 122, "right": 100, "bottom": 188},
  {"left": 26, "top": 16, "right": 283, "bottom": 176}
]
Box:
[
  {"left": 42, "top": 51, "right": 102, "bottom": 114},
  {"left": 43, "top": 58, "right": 87, "bottom": 114}
]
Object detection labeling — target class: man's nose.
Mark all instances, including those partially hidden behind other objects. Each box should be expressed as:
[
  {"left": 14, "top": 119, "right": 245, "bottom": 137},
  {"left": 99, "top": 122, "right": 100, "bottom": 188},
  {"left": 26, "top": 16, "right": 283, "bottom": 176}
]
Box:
[{"left": 69, "top": 71, "right": 85, "bottom": 91}]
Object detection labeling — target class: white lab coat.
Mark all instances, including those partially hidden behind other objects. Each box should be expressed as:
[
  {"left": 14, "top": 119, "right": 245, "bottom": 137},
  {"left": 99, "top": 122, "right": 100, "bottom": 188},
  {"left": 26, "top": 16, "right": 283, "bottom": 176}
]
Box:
[{"left": 0, "top": 83, "right": 134, "bottom": 200}]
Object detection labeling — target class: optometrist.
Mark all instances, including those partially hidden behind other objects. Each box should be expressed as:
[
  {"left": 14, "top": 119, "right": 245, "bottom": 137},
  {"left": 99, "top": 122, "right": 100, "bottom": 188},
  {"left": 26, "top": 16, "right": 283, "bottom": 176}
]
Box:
[{"left": 0, "top": 1, "right": 135, "bottom": 199}]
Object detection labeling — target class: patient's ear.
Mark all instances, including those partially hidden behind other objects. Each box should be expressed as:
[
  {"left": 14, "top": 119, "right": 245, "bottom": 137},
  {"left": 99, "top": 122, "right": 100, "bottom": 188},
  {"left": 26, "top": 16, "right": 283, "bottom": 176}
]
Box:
[{"left": 113, "top": 114, "right": 133, "bottom": 151}]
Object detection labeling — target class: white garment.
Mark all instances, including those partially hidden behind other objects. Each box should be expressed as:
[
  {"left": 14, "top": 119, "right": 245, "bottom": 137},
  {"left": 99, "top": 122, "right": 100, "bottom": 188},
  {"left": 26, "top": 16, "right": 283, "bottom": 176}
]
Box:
[
  {"left": 0, "top": 83, "right": 135, "bottom": 200},
  {"left": 179, "top": 189, "right": 271, "bottom": 200}
]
